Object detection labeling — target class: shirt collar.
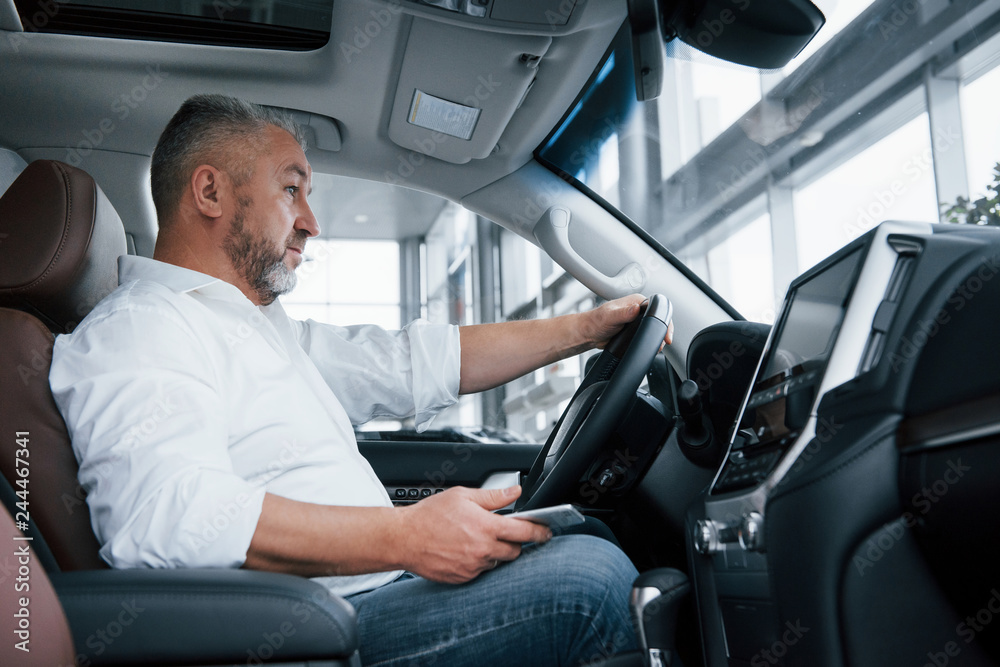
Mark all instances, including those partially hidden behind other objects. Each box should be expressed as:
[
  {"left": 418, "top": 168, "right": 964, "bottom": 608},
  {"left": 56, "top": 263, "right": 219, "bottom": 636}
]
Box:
[{"left": 118, "top": 255, "right": 250, "bottom": 303}]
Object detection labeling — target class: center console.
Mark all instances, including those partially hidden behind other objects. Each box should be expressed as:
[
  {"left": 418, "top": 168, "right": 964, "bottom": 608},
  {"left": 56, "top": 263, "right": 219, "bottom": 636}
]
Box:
[
  {"left": 675, "top": 216, "right": 1000, "bottom": 666},
  {"left": 696, "top": 221, "right": 919, "bottom": 546},
  {"left": 709, "top": 242, "right": 865, "bottom": 498},
  {"left": 687, "top": 220, "right": 940, "bottom": 666}
]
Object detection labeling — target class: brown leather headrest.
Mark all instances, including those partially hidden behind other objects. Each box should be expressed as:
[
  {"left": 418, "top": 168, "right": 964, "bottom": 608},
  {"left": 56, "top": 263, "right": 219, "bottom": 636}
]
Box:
[{"left": 0, "top": 160, "right": 127, "bottom": 333}]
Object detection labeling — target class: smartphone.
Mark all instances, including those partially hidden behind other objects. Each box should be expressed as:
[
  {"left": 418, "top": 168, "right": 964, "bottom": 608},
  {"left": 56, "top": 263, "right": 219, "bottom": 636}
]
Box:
[{"left": 509, "top": 504, "right": 586, "bottom": 529}]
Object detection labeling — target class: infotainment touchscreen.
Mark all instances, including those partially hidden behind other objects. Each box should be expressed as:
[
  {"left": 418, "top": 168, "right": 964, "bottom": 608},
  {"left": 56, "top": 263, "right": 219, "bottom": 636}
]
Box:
[{"left": 740, "top": 245, "right": 865, "bottom": 449}]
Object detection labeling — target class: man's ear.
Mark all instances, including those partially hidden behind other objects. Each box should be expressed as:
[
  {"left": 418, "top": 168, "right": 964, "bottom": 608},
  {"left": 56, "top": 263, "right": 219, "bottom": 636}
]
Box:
[{"left": 190, "top": 165, "right": 225, "bottom": 220}]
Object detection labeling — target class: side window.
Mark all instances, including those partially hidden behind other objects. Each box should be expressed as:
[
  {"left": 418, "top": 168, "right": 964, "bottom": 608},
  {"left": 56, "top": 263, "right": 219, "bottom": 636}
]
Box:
[
  {"left": 282, "top": 239, "right": 401, "bottom": 330},
  {"left": 282, "top": 173, "right": 595, "bottom": 442}
]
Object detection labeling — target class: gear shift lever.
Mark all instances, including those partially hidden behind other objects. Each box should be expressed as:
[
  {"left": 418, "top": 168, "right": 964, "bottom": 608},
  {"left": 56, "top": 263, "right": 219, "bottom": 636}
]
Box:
[
  {"left": 676, "top": 380, "right": 723, "bottom": 469},
  {"left": 630, "top": 569, "right": 691, "bottom": 667}
]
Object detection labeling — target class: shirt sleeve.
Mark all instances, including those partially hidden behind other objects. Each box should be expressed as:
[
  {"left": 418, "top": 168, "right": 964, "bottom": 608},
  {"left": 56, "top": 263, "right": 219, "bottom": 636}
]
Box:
[
  {"left": 49, "top": 287, "right": 266, "bottom": 570},
  {"left": 289, "top": 317, "right": 461, "bottom": 431}
]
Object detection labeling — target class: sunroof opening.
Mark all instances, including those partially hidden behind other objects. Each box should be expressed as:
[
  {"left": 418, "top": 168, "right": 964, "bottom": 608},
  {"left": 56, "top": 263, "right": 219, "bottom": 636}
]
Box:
[{"left": 14, "top": 0, "right": 334, "bottom": 50}]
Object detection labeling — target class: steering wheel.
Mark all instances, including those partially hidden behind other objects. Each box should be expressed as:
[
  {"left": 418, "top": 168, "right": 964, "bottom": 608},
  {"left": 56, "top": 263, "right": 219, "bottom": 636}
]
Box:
[{"left": 517, "top": 294, "right": 673, "bottom": 510}]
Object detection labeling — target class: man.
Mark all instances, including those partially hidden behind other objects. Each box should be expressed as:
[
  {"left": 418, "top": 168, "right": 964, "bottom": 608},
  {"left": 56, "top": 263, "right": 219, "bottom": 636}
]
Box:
[{"left": 50, "top": 95, "right": 671, "bottom": 665}]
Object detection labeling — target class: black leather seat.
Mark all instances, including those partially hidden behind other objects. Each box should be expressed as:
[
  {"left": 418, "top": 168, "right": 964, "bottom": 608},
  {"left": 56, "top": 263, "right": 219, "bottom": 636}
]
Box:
[{"left": 0, "top": 160, "right": 360, "bottom": 666}]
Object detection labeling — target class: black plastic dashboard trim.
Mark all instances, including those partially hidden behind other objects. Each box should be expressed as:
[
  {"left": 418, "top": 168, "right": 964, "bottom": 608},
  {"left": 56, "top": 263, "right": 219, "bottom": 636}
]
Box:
[{"left": 358, "top": 440, "right": 541, "bottom": 487}]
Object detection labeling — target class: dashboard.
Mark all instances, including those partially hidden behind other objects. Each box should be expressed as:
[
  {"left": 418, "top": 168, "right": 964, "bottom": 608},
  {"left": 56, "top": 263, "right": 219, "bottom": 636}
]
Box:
[
  {"left": 710, "top": 243, "right": 865, "bottom": 496},
  {"left": 685, "top": 220, "right": 1000, "bottom": 666},
  {"left": 698, "top": 221, "right": 917, "bottom": 542}
]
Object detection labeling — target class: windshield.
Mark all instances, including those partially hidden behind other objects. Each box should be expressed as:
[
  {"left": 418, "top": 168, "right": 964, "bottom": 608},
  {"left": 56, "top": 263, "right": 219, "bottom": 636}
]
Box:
[{"left": 538, "top": 0, "right": 998, "bottom": 324}]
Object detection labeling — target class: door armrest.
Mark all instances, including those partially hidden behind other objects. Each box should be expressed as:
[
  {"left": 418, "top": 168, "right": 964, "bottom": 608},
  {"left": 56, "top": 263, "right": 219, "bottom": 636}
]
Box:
[{"left": 50, "top": 568, "right": 358, "bottom": 666}]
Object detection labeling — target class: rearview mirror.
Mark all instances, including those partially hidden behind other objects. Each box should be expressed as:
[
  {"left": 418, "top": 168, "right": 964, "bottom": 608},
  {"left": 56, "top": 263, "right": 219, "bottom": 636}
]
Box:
[{"left": 628, "top": 0, "right": 825, "bottom": 101}]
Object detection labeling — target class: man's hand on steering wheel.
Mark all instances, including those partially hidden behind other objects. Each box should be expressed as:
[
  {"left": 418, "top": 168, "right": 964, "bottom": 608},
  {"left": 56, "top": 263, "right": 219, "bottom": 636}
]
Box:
[
  {"left": 583, "top": 294, "right": 674, "bottom": 351},
  {"left": 518, "top": 293, "right": 674, "bottom": 510}
]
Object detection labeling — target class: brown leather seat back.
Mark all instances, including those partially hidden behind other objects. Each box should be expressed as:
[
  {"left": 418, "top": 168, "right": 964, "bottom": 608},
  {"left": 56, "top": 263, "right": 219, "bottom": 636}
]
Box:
[
  {"left": 0, "top": 160, "right": 127, "bottom": 571},
  {"left": 0, "top": 307, "right": 106, "bottom": 570},
  {"left": 0, "top": 503, "right": 76, "bottom": 667}
]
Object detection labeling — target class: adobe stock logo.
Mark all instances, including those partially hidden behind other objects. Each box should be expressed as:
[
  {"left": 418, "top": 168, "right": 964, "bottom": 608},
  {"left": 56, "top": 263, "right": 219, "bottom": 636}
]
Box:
[
  {"left": 923, "top": 587, "right": 1000, "bottom": 667},
  {"left": 7, "top": 0, "right": 58, "bottom": 52},
  {"left": 853, "top": 458, "right": 971, "bottom": 576},
  {"left": 338, "top": 1, "right": 404, "bottom": 64},
  {"left": 749, "top": 619, "right": 810, "bottom": 666},
  {"left": 689, "top": 0, "right": 752, "bottom": 50},
  {"left": 63, "top": 66, "right": 169, "bottom": 168}
]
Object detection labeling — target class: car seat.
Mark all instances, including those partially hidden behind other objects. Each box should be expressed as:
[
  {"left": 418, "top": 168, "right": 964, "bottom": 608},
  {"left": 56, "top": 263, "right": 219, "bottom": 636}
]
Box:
[{"left": 0, "top": 159, "right": 360, "bottom": 666}]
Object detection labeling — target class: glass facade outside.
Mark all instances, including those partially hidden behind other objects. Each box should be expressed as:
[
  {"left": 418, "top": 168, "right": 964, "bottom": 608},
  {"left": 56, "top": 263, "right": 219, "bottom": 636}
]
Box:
[
  {"left": 542, "top": 0, "right": 996, "bottom": 324},
  {"left": 284, "top": 0, "right": 1000, "bottom": 440},
  {"left": 962, "top": 65, "right": 1000, "bottom": 200},
  {"left": 282, "top": 239, "right": 401, "bottom": 331}
]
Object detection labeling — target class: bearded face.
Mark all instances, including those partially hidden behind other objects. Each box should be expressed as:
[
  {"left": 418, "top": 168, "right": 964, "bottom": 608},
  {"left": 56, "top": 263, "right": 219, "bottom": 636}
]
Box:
[{"left": 223, "top": 197, "right": 308, "bottom": 306}]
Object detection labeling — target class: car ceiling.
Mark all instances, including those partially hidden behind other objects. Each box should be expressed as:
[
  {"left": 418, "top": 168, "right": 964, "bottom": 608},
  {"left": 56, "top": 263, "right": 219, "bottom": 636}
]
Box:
[{"left": 0, "top": 0, "right": 627, "bottom": 252}]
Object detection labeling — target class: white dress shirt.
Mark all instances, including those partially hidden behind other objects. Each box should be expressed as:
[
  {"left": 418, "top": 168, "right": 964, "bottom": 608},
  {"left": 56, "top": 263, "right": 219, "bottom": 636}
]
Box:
[{"left": 49, "top": 255, "right": 461, "bottom": 597}]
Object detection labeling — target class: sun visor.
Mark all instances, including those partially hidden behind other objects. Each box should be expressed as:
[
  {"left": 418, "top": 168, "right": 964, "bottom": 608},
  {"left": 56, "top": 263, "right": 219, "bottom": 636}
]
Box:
[{"left": 387, "top": 18, "right": 551, "bottom": 164}]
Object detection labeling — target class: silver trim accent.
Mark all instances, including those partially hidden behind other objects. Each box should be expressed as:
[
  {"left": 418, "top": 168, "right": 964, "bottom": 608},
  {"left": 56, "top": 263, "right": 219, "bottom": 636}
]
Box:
[
  {"left": 693, "top": 520, "right": 715, "bottom": 554},
  {"left": 480, "top": 471, "right": 522, "bottom": 490},
  {"left": 630, "top": 586, "right": 662, "bottom": 665},
  {"left": 482, "top": 471, "right": 523, "bottom": 510},
  {"left": 738, "top": 512, "right": 764, "bottom": 551},
  {"left": 907, "top": 420, "right": 1000, "bottom": 452},
  {"left": 694, "top": 519, "right": 737, "bottom": 554}
]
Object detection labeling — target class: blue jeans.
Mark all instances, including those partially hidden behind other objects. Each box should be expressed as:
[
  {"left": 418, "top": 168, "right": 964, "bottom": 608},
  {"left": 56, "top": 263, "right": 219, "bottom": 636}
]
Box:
[{"left": 347, "top": 534, "right": 639, "bottom": 666}]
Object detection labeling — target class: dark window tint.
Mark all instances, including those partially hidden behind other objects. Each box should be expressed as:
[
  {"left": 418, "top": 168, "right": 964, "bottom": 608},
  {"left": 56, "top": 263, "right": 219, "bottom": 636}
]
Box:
[{"left": 14, "top": 0, "right": 333, "bottom": 50}]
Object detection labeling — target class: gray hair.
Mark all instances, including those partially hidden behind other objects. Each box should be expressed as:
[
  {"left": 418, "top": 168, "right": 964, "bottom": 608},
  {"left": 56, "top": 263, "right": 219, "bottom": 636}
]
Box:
[{"left": 150, "top": 94, "right": 306, "bottom": 225}]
